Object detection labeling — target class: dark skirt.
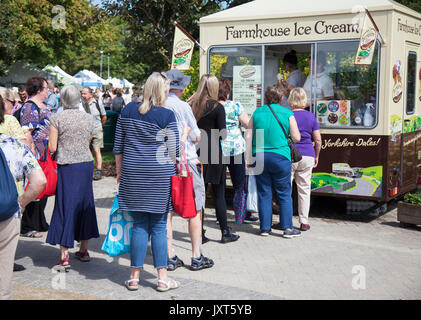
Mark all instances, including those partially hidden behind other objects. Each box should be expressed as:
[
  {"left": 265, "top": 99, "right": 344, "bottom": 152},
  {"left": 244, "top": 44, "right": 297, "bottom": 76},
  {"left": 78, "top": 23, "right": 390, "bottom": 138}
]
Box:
[
  {"left": 203, "top": 164, "right": 226, "bottom": 185},
  {"left": 46, "top": 161, "right": 99, "bottom": 248},
  {"left": 21, "top": 198, "right": 49, "bottom": 234}
]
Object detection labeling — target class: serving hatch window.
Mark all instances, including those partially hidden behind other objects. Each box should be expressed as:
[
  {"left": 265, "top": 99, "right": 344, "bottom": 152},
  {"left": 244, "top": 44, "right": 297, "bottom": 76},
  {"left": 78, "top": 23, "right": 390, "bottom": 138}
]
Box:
[
  {"left": 209, "top": 46, "right": 262, "bottom": 116},
  {"left": 313, "top": 40, "right": 379, "bottom": 129},
  {"left": 406, "top": 51, "right": 417, "bottom": 115}
]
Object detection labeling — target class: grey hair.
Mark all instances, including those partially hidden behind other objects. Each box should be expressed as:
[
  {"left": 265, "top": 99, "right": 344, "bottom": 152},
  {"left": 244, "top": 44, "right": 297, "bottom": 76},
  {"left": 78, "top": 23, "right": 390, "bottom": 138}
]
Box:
[{"left": 60, "top": 85, "right": 81, "bottom": 109}]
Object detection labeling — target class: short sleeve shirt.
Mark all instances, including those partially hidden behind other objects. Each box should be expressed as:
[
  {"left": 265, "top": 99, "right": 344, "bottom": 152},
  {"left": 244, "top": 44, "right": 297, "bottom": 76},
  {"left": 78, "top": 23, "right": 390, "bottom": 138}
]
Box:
[
  {"left": 0, "top": 134, "right": 40, "bottom": 217},
  {"left": 293, "top": 110, "right": 320, "bottom": 157},
  {"left": 303, "top": 72, "right": 334, "bottom": 100},
  {"left": 0, "top": 115, "right": 26, "bottom": 140},
  {"left": 252, "top": 104, "right": 294, "bottom": 161},
  {"left": 221, "top": 100, "right": 246, "bottom": 157},
  {"left": 164, "top": 93, "right": 200, "bottom": 162},
  {"left": 49, "top": 109, "right": 95, "bottom": 165},
  {"left": 20, "top": 101, "right": 51, "bottom": 159},
  {"left": 88, "top": 99, "right": 106, "bottom": 132}
]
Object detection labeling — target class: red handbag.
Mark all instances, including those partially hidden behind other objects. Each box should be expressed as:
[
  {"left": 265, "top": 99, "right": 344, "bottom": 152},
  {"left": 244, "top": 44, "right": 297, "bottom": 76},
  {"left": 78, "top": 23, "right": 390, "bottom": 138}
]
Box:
[
  {"left": 171, "top": 146, "right": 197, "bottom": 219},
  {"left": 26, "top": 149, "right": 57, "bottom": 199}
]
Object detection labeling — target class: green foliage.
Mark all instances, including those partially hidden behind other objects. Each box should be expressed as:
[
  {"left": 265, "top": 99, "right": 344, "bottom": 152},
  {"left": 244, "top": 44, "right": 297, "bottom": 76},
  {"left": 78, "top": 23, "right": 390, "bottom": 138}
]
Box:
[
  {"left": 403, "top": 193, "right": 421, "bottom": 206},
  {"left": 395, "top": 0, "right": 421, "bottom": 13},
  {"left": 0, "top": 0, "right": 137, "bottom": 82}
]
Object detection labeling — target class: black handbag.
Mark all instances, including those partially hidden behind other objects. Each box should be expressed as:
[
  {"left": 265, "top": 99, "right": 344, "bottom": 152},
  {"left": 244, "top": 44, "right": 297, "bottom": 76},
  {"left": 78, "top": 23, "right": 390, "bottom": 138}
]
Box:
[{"left": 267, "top": 105, "right": 303, "bottom": 163}]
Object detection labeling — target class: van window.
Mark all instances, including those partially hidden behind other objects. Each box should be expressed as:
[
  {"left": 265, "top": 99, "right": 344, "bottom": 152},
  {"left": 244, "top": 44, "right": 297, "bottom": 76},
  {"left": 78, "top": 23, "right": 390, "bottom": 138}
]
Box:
[
  {"left": 209, "top": 46, "right": 262, "bottom": 115},
  {"left": 314, "top": 40, "right": 379, "bottom": 129},
  {"left": 406, "top": 51, "right": 417, "bottom": 115}
]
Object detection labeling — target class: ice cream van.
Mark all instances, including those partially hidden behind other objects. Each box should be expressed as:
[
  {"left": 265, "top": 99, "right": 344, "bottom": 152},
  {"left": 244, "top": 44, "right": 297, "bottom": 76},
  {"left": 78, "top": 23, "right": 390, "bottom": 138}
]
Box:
[{"left": 199, "top": 0, "right": 421, "bottom": 207}]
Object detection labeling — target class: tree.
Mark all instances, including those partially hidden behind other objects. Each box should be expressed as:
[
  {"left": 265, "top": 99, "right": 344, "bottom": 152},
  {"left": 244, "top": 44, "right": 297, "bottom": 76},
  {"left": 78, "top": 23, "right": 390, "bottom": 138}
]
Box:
[
  {"left": 103, "top": 0, "right": 224, "bottom": 82},
  {"left": 0, "top": 0, "right": 134, "bottom": 82}
]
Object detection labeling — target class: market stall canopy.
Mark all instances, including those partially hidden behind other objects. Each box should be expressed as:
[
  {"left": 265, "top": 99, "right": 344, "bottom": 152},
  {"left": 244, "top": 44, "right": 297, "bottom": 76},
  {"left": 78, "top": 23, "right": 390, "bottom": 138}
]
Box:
[
  {"left": 73, "top": 69, "right": 107, "bottom": 87},
  {"left": 199, "top": 0, "right": 421, "bottom": 23},
  {"left": 0, "top": 61, "right": 57, "bottom": 87},
  {"left": 105, "top": 78, "right": 134, "bottom": 89},
  {"left": 43, "top": 65, "right": 74, "bottom": 86}
]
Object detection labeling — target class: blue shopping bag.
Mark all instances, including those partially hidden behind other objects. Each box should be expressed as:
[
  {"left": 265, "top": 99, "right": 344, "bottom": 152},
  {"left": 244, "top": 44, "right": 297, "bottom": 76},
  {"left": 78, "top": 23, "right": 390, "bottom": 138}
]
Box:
[{"left": 102, "top": 195, "right": 134, "bottom": 257}]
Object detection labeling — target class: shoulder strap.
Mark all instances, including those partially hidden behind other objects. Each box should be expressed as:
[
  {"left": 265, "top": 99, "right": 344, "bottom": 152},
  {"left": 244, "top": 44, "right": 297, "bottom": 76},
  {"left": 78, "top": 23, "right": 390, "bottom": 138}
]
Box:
[
  {"left": 95, "top": 100, "right": 102, "bottom": 115},
  {"left": 267, "top": 105, "right": 290, "bottom": 140}
]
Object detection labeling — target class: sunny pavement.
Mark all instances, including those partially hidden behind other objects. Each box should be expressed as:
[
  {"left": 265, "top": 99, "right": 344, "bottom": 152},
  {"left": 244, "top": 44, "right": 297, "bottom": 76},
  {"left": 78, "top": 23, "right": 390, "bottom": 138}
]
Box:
[{"left": 12, "top": 177, "right": 421, "bottom": 300}]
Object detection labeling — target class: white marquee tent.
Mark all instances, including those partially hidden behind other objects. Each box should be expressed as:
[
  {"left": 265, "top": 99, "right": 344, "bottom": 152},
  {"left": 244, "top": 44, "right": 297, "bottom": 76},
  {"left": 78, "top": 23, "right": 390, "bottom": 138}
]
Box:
[{"left": 0, "top": 61, "right": 56, "bottom": 86}]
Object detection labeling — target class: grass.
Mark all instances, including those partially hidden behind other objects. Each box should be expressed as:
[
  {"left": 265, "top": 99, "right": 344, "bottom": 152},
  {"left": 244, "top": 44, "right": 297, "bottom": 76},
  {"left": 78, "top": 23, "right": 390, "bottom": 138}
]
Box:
[{"left": 101, "top": 151, "right": 115, "bottom": 164}]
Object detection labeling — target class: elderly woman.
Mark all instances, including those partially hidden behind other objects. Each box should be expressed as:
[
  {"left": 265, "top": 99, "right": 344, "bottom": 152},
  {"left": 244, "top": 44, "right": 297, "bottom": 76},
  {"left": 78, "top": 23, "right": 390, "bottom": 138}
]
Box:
[
  {"left": 114, "top": 72, "right": 183, "bottom": 292},
  {"left": 288, "top": 88, "right": 321, "bottom": 231},
  {"left": 46, "top": 85, "right": 99, "bottom": 271},
  {"left": 19, "top": 77, "right": 52, "bottom": 238},
  {"left": 0, "top": 90, "right": 29, "bottom": 147},
  {"left": 246, "top": 85, "right": 301, "bottom": 238}
]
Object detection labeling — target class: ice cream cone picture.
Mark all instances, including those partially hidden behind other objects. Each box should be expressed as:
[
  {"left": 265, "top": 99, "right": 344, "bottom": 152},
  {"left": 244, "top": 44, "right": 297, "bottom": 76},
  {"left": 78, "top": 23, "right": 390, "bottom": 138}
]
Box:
[{"left": 392, "top": 59, "right": 403, "bottom": 103}]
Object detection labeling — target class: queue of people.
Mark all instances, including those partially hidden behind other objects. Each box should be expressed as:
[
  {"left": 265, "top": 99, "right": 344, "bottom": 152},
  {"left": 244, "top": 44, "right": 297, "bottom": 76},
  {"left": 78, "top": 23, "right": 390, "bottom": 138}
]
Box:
[{"left": 0, "top": 68, "right": 321, "bottom": 298}]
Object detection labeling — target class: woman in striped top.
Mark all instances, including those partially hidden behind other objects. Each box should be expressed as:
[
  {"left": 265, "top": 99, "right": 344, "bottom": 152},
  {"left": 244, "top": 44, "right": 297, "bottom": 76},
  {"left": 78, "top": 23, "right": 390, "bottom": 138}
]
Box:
[{"left": 114, "top": 72, "right": 186, "bottom": 292}]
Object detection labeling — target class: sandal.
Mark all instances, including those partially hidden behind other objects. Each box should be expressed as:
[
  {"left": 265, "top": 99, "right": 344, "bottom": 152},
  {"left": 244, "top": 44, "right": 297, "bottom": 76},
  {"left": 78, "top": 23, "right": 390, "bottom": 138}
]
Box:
[
  {"left": 125, "top": 279, "right": 139, "bottom": 291},
  {"left": 75, "top": 250, "right": 91, "bottom": 262},
  {"left": 21, "top": 230, "right": 43, "bottom": 238},
  {"left": 53, "top": 254, "right": 70, "bottom": 272},
  {"left": 156, "top": 278, "right": 180, "bottom": 292}
]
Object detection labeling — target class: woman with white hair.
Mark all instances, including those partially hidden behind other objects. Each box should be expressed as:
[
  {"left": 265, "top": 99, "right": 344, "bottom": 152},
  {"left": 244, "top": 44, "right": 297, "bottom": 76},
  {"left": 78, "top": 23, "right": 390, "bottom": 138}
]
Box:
[
  {"left": 114, "top": 72, "right": 184, "bottom": 292},
  {"left": 46, "top": 85, "right": 99, "bottom": 271}
]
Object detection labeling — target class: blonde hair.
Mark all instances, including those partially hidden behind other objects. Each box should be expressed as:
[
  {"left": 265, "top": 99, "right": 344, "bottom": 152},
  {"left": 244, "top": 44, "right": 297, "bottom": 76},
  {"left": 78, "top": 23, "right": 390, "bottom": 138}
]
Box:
[
  {"left": 192, "top": 74, "right": 219, "bottom": 120},
  {"left": 138, "top": 72, "right": 170, "bottom": 114},
  {"left": 288, "top": 87, "right": 307, "bottom": 109}
]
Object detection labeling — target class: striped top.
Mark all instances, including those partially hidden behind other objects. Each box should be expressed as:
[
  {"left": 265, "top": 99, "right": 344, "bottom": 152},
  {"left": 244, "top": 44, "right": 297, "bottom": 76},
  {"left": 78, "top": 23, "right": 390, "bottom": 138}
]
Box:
[{"left": 113, "top": 102, "right": 179, "bottom": 214}]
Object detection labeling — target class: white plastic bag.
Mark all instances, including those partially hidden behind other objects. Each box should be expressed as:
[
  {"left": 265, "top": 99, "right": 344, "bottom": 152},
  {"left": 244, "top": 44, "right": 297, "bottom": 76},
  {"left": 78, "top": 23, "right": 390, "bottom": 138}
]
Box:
[{"left": 247, "top": 175, "right": 258, "bottom": 213}]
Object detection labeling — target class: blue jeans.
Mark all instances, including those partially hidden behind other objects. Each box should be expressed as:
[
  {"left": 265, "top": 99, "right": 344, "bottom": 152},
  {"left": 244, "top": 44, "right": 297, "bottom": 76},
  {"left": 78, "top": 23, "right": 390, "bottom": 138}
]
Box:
[
  {"left": 255, "top": 152, "right": 293, "bottom": 231},
  {"left": 130, "top": 212, "right": 168, "bottom": 269}
]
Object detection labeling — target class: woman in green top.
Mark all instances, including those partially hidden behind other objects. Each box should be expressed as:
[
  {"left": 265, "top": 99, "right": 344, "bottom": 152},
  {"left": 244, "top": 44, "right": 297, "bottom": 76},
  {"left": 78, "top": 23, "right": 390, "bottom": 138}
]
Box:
[{"left": 246, "top": 85, "right": 301, "bottom": 238}]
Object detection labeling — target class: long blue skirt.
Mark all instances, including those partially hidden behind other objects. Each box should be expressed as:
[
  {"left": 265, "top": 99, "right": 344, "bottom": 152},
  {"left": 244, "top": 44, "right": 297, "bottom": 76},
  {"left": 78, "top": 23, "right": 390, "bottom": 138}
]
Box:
[{"left": 46, "top": 161, "right": 99, "bottom": 248}]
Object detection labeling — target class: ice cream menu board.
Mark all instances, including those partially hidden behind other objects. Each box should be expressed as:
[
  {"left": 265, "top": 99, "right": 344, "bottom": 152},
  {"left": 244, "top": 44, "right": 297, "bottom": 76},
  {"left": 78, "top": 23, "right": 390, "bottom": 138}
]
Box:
[
  {"left": 232, "top": 65, "right": 262, "bottom": 116},
  {"left": 316, "top": 100, "right": 351, "bottom": 127}
]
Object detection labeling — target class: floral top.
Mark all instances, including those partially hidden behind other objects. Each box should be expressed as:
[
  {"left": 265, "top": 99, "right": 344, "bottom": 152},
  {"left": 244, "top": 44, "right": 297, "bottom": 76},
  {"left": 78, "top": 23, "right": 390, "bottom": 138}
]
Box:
[
  {"left": 0, "top": 134, "right": 40, "bottom": 217},
  {"left": 19, "top": 101, "right": 51, "bottom": 159},
  {"left": 221, "top": 100, "right": 246, "bottom": 157},
  {"left": 0, "top": 115, "right": 26, "bottom": 140},
  {"left": 49, "top": 109, "right": 95, "bottom": 165}
]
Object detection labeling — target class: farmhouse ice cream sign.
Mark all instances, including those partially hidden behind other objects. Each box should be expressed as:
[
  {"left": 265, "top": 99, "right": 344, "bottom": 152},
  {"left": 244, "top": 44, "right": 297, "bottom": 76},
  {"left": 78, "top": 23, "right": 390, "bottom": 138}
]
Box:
[{"left": 225, "top": 20, "right": 360, "bottom": 40}]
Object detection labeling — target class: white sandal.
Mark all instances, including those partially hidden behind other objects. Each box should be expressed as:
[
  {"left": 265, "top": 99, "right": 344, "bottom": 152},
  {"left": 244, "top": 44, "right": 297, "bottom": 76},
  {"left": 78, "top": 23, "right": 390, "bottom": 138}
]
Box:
[
  {"left": 156, "top": 278, "right": 180, "bottom": 292},
  {"left": 125, "top": 278, "right": 139, "bottom": 291}
]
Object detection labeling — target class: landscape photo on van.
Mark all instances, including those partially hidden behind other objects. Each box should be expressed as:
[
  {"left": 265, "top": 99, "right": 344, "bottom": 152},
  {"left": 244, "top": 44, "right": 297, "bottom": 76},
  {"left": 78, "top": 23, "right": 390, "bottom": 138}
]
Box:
[{"left": 311, "top": 165, "right": 382, "bottom": 198}]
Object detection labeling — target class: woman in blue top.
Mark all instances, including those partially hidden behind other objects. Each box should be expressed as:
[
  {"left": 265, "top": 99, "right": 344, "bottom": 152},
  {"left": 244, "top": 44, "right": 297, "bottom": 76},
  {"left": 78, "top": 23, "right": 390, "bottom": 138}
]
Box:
[
  {"left": 246, "top": 85, "right": 301, "bottom": 238},
  {"left": 114, "top": 72, "right": 187, "bottom": 292}
]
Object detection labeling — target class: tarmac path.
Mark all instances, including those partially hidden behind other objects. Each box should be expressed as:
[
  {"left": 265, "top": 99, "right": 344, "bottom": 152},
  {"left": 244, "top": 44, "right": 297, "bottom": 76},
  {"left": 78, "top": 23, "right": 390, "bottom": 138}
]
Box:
[{"left": 11, "top": 177, "right": 421, "bottom": 300}]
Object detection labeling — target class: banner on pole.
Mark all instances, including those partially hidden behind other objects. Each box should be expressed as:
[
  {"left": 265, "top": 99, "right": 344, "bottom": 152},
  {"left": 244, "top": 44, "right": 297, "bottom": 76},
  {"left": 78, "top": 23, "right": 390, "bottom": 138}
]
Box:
[
  {"left": 171, "top": 24, "right": 195, "bottom": 70},
  {"left": 355, "top": 12, "right": 378, "bottom": 65}
]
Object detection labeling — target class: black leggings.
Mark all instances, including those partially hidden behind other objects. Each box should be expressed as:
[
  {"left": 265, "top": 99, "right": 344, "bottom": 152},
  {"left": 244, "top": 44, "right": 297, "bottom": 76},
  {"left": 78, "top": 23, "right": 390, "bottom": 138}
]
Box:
[{"left": 203, "top": 182, "right": 228, "bottom": 232}]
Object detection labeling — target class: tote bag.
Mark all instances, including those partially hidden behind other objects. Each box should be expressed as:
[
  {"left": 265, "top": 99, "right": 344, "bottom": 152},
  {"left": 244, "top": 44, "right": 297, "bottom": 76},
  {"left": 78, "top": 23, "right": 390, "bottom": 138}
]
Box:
[
  {"left": 246, "top": 174, "right": 259, "bottom": 213},
  {"left": 25, "top": 148, "right": 57, "bottom": 199},
  {"left": 0, "top": 148, "right": 20, "bottom": 221},
  {"left": 102, "top": 195, "right": 134, "bottom": 257},
  {"left": 171, "top": 146, "right": 197, "bottom": 219}
]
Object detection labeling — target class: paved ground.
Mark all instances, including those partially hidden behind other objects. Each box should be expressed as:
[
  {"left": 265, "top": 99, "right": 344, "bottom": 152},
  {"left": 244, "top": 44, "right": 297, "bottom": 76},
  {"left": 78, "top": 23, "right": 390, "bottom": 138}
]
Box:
[{"left": 11, "top": 177, "right": 421, "bottom": 300}]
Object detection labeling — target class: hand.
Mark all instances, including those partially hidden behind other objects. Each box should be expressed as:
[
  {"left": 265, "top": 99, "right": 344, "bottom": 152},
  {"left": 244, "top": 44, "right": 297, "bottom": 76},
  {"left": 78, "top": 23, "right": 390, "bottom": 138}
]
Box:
[
  {"left": 314, "top": 157, "right": 319, "bottom": 168},
  {"left": 116, "top": 173, "right": 121, "bottom": 184},
  {"left": 18, "top": 196, "right": 26, "bottom": 213}
]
